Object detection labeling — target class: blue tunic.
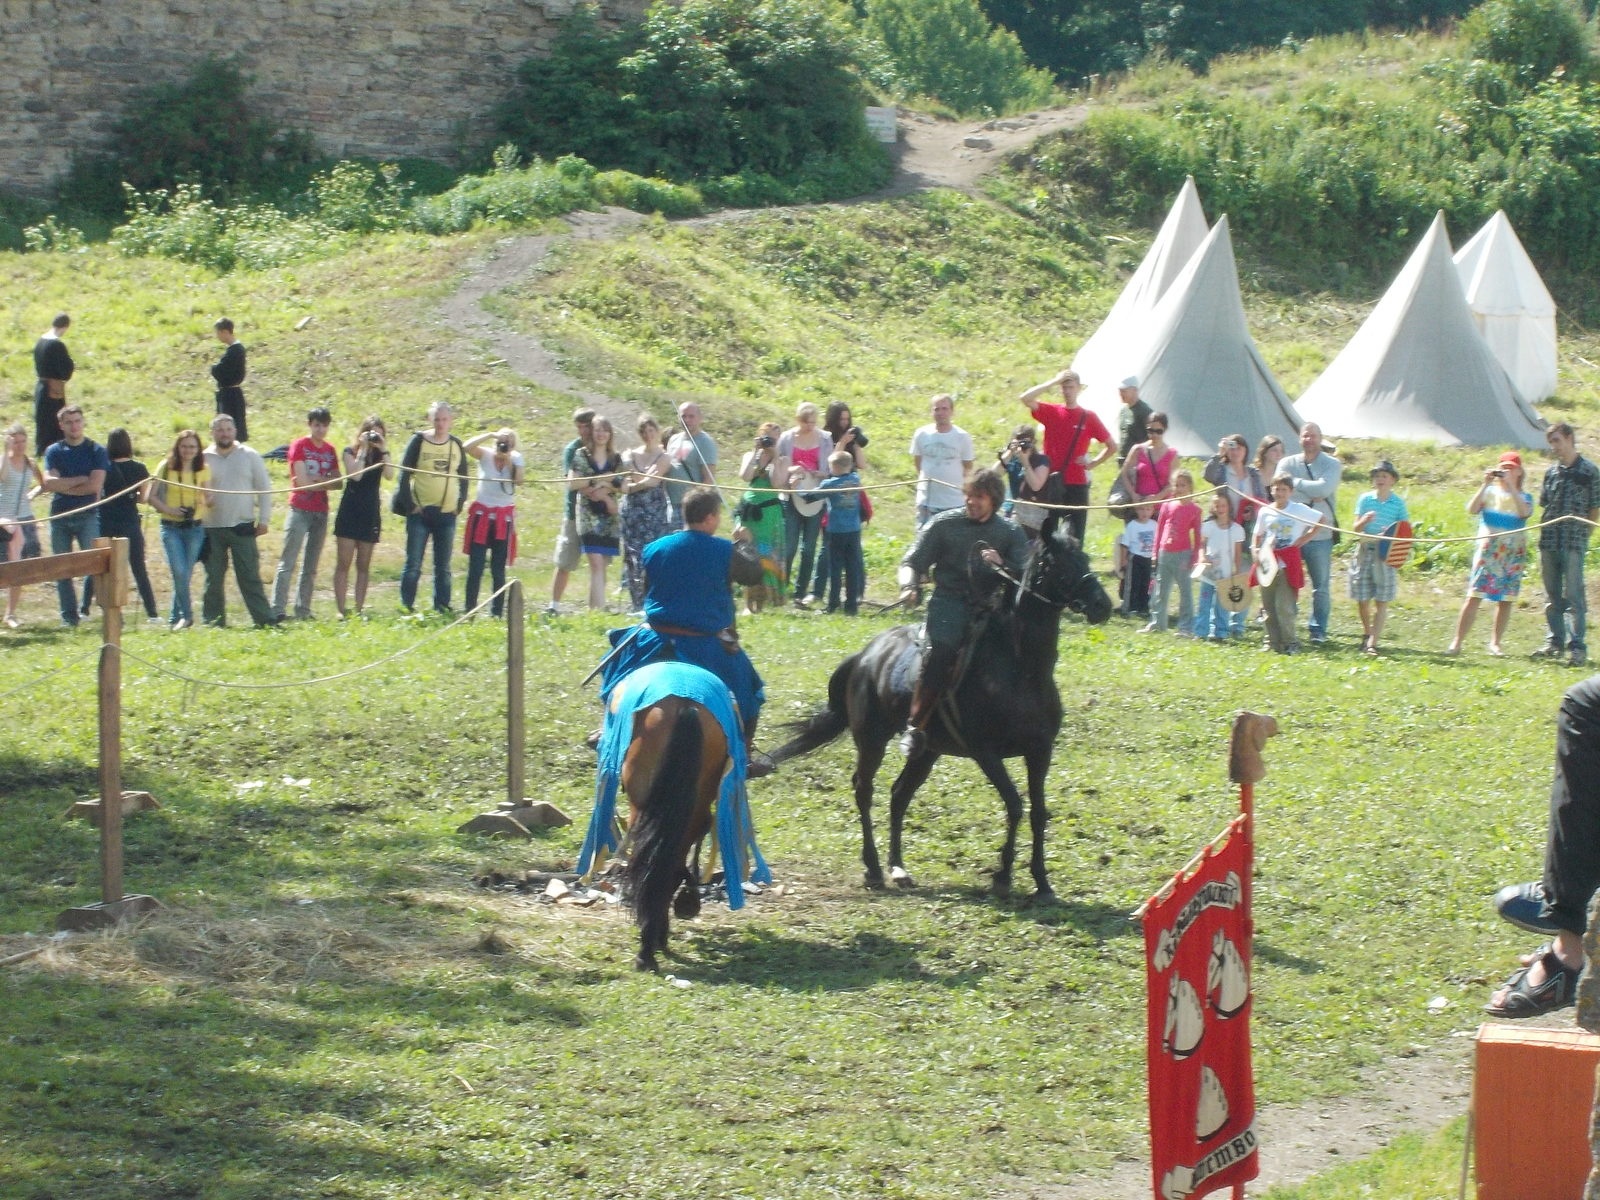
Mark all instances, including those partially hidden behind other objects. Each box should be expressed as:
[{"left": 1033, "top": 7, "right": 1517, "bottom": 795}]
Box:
[{"left": 577, "top": 661, "right": 771, "bottom": 908}]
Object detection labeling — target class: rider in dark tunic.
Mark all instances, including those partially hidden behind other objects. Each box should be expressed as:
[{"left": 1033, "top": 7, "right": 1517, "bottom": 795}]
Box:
[
  {"left": 598, "top": 487, "right": 775, "bottom": 774},
  {"left": 896, "top": 467, "right": 1029, "bottom": 756}
]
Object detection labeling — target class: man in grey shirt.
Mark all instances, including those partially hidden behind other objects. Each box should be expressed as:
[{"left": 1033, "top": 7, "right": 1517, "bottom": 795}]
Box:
[
  {"left": 664, "top": 401, "right": 718, "bottom": 528},
  {"left": 202, "top": 414, "right": 276, "bottom": 627},
  {"left": 1280, "top": 422, "right": 1342, "bottom": 645}
]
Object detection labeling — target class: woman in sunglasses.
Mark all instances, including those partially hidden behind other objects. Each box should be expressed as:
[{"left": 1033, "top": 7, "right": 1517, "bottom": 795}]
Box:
[{"left": 1116, "top": 412, "right": 1179, "bottom": 515}]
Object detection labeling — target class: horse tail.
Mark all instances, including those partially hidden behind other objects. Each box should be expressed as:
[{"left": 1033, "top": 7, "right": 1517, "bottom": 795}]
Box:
[
  {"left": 770, "top": 656, "right": 854, "bottom": 763},
  {"left": 626, "top": 702, "right": 705, "bottom": 944}
]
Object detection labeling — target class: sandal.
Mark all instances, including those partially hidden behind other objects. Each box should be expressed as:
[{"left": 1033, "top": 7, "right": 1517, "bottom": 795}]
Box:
[{"left": 1484, "top": 948, "right": 1580, "bottom": 1018}]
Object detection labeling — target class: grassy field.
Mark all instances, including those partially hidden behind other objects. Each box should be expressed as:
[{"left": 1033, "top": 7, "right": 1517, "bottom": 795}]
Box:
[{"left": 6, "top": 35, "right": 1600, "bottom": 1194}]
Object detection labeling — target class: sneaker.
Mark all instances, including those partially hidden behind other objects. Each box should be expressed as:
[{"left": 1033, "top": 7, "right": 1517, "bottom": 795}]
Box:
[
  {"left": 898, "top": 726, "right": 927, "bottom": 757},
  {"left": 1569, "top": 648, "right": 1587, "bottom": 668},
  {"left": 1138, "top": 622, "right": 1159, "bottom": 634},
  {"left": 1493, "top": 881, "right": 1562, "bottom": 935},
  {"left": 1530, "top": 643, "right": 1562, "bottom": 659}
]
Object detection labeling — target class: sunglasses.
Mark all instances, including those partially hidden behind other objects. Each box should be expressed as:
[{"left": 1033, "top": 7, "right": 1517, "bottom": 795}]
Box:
[{"left": 1148, "top": 426, "right": 1167, "bottom": 434}]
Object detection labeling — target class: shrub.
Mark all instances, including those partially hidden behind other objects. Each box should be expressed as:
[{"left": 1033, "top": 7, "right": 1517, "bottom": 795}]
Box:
[
  {"left": 493, "top": 0, "right": 889, "bottom": 202},
  {"left": 860, "top": 0, "right": 1056, "bottom": 114},
  {"left": 1459, "top": 0, "right": 1592, "bottom": 87},
  {"left": 57, "top": 59, "right": 316, "bottom": 215}
]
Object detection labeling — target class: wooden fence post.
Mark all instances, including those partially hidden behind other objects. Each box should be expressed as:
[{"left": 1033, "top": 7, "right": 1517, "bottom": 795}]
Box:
[{"left": 506, "top": 580, "right": 525, "bottom": 809}]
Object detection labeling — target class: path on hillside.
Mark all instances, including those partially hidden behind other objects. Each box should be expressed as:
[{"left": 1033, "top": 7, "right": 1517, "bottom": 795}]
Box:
[
  {"left": 436, "top": 106, "right": 1089, "bottom": 418},
  {"left": 436, "top": 107, "right": 1496, "bottom": 1198}
]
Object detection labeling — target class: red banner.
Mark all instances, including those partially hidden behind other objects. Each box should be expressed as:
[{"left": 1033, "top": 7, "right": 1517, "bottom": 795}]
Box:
[{"left": 1144, "top": 814, "right": 1257, "bottom": 1200}]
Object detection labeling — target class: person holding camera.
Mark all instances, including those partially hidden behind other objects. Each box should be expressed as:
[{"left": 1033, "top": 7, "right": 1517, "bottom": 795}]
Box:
[
  {"left": 147, "top": 428, "right": 211, "bottom": 630},
  {"left": 460, "top": 426, "right": 525, "bottom": 618},
  {"left": 620, "top": 414, "right": 675, "bottom": 612},
  {"left": 570, "top": 415, "right": 626, "bottom": 610},
  {"left": 736, "top": 421, "right": 787, "bottom": 613},
  {"left": 332, "top": 416, "right": 394, "bottom": 618},
  {"left": 822, "top": 402, "right": 869, "bottom": 471},
  {"left": 1017, "top": 368, "right": 1114, "bottom": 543},
  {"left": 394, "top": 401, "right": 469, "bottom": 615},
  {"left": 778, "top": 402, "right": 834, "bottom": 608},
  {"left": 1448, "top": 451, "right": 1534, "bottom": 657},
  {"left": 999, "top": 423, "right": 1056, "bottom": 540}
]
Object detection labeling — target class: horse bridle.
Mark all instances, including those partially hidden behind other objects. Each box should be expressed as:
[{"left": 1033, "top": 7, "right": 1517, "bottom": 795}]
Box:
[{"left": 987, "top": 541, "right": 1097, "bottom": 613}]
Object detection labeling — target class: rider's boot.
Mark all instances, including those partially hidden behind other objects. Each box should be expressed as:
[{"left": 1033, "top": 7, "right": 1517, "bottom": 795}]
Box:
[{"left": 899, "top": 643, "right": 957, "bottom": 757}]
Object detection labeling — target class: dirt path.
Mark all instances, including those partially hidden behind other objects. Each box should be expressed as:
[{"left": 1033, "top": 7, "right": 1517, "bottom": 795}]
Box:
[{"left": 437, "top": 106, "right": 1499, "bottom": 1196}]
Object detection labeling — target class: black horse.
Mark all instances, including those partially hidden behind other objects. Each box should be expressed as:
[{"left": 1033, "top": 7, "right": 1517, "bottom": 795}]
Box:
[{"left": 773, "top": 514, "right": 1114, "bottom": 900}]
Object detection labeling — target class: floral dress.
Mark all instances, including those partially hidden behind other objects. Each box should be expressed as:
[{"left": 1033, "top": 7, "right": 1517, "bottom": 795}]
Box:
[
  {"left": 1468, "top": 487, "right": 1531, "bottom": 602},
  {"left": 574, "top": 446, "right": 623, "bottom": 556},
  {"left": 620, "top": 448, "right": 673, "bottom": 607}
]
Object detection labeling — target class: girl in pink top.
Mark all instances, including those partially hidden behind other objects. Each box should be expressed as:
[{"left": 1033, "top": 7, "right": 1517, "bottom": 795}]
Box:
[{"left": 1143, "top": 469, "right": 1202, "bottom": 634}]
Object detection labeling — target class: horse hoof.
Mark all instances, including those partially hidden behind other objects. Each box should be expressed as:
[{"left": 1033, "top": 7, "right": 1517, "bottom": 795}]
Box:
[
  {"left": 1024, "top": 888, "right": 1059, "bottom": 908},
  {"left": 674, "top": 892, "right": 701, "bottom": 919},
  {"left": 635, "top": 955, "right": 659, "bottom": 973},
  {"left": 991, "top": 876, "right": 1013, "bottom": 900},
  {"left": 889, "top": 866, "right": 915, "bottom": 889},
  {"left": 864, "top": 872, "right": 886, "bottom": 891}
]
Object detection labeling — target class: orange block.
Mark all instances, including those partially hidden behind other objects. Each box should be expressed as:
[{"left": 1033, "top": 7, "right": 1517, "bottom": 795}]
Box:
[{"left": 1475, "top": 1023, "right": 1600, "bottom": 1200}]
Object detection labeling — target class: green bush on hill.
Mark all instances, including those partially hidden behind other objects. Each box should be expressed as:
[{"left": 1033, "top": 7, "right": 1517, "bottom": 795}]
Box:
[
  {"left": 493, "top": 0, "right": 890, "bottom": 204},
  {"left": 857, "top": 0, "right": 1056, "bottom": 115}
]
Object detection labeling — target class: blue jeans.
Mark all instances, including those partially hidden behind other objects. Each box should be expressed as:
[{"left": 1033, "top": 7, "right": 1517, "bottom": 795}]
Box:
[
  {"left": 402, "top": 507, "right": 456, "bottom": 612},
  {"left": 1194, "top": 581, "right": 1247, "bottom": 638},
  {"left": 1301, "top": 537, "right": 1333, "bottom": 641},
  {"left": 784, "top": 502, "right": 823, "bottom": 599},
  {"left": 1542, "top": 544, "right": 1589, "bottom": 652},
  {"left": 824, "top": 530, "right": 865, "bottom": 614},
  {"left": 161, "top": 522, "right": 207, "bottom": 624},
  {"left": 50, "top": 507, "right": 100, "bottom": 624}
]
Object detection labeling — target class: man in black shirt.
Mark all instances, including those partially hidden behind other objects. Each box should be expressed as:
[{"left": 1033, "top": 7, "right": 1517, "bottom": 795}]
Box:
[
  {"left": 211, "top": 317, "right": 249, "bottom": 443},
  {"left": 33, "top": 312, "right": 74, "bottom": 456}
]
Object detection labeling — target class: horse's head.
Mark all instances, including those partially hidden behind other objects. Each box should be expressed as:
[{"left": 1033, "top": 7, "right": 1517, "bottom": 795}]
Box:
[{"left": 1023, "top": 514, "right": 1114, "bottom": 624}]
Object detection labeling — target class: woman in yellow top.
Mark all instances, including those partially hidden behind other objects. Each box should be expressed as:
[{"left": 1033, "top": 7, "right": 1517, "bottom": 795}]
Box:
[{"left": 147, "top": 429, "right": 212, "bottom": 630}]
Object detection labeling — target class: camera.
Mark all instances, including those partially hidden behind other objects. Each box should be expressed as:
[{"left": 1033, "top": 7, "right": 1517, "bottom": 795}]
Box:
[
  {"left": 364, "top": 430, "right": 383, "bottom": 444},
  {"left": 848, "top": 425, "right": 868, "bottom": 448},
  {"left": 1489, "top": 468, "right": 1505, "bottom": 478},
  {"left": 496, "top": 438, "right": 511, "bottom": 453},
  {"left": 756, "top": 435, "right": 775, "bottom": 449},
  {"left": 179, "top": 506, "right": 195, "bottom": 521}
]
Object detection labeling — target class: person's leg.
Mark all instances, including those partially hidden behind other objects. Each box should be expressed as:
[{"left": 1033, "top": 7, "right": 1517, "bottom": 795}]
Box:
[
  {"left": 127, "top": 525, "right": 159, "bottom": 618},
  {"left": 353, "top": 543, "right": 375, "bottom": 613},
  {"left": 464, "top": 540, "right": 487, "bottom": 614},
  {"left": 51, "top": 511, "right": 78, "bottom": 624},
  {"left": 1195, "top": 583, "right": 1215, "bottom": 638},
  {"left": 1302, "top": 538, "right": 1332, "bottom": 642},
  {"left": 3, "top": 525, "right": 21, "bottom": 622},
  {"left": 161, "top": 525, "right": 187, "bottom": 624},
  {"left": 1356, "top": 598, "right": 1374, "bottom": 646},
  {"left": 810, "top": 530, "right": 830, "bottom": 604},
  {"left": 1060, "top": 482, "right": 1089, "bottom": 545},
  {"left": 1450, "top": 595, "right": 1481, "bottom": 654},
  {"left": 272, "top": 508, "right": 310, "bottom": 618},
  {"left": 551, "top": 516, "right": 578, "bottom": 605},
  {"left": 1369, "top": 599, "right": 1389, "bottom": 650},
  {"left": 489, "top": 534, "right": 510, "bottom": 617},
  {"left": 844, "top": 531, "right": 865, "bottom": 615},
  {"left": 1174, "top": 567, "right": 1193, "bottom": 633},
  {"left": 400, "top": 513, "right": 427, "bottom": 610},
  {"left": 1490, "top": 600, "right": 1513, "bottom": 655},
  {"left": 232, "top": 529, "right": 277, "bottom": 627},
  {"left": 1564, "top": 546, "right": 1587, "bottom": 658},
  {"left": 1150, "top": 553, "right": 1176, "bottom": 630},
  {"left": 587, "top": 553, "right": 608, "bottom": 610},
  {"left": 430, "top": 511, "right": 456, "bottom": 612},
  {"left": 333, "top": 537, "right": 355, "bottom": 616},
  {"left": 294, "top": 511, "right": 328, "bottom": 618},
  {"left": 1541, "top": 547, "right": 1568, "bottom": 653},
  {"left": 202, "top": 529, "right": 230, "bottom": 626},
  {"left": 783, "top": 503, "right": 803, "bottom": 592}
]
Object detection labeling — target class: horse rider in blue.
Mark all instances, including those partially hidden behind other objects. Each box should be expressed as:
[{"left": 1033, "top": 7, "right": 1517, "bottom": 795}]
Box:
[
  {"left": 598, "top": 486, "right": 776, "bottom": 775},
  {"left": 896, "top": 467, "right": 1030, "bottom": 757}
]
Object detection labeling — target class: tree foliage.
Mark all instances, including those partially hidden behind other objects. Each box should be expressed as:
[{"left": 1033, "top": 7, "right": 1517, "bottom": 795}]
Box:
[
  {"left": 858, "top": 0, "right": 1056, "bottom": 114},
  {"left": 1460, "top": 0, "right": 1593, "bottom": 87},
  {"left": 493, "top": 0, "right": 889, "bottom": 202}
]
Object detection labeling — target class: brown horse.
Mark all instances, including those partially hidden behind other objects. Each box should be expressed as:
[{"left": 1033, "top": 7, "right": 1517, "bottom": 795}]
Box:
[{"left": 579, "top": 660, "right": 766, "bottom": 972}]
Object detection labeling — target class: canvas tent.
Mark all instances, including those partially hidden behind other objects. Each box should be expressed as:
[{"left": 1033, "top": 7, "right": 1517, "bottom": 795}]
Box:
[
  {"left": 1454, "top": 210, "right": 1558, "bottom": 404},
  {"left": 1297, "top": 213, "right": 1545, "bottom": 448},
  {"left": 1109, "top": 215, "right": 1302, "bottom": 458},
  {"left": 1073, "top": 176, "right": 1208, "bottom": 426}
]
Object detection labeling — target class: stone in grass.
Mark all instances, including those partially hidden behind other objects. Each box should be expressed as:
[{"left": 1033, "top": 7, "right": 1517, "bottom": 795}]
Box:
[
  {"left": 457, "top": 812, "right": 532, "bottom": 839},
  {"left": 501, "top": 801, "right": 572, "bottom": 828}
]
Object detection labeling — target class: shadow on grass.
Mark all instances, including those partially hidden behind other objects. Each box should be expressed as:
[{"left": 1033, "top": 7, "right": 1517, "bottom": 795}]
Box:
[{"left": 675, "top": 926, "right": 988, "bottom": 990}]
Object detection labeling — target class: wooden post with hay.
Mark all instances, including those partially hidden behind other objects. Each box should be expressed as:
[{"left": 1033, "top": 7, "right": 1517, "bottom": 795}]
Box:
[{"left": 0, "top": 536, "right": 161, "bottom": 930}]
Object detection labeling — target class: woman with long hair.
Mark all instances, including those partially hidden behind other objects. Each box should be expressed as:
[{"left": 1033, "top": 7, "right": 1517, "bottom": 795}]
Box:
[
  {"left": 1116, "top": 411, "right": 1178, "bottom": 509},
  {"left": 332, "top": 415, "right": 394, "bottom": 618},
  {"left": 82, "top": 427, "right": 159, "bottom": 621},
  {"left": 619, "top": 414, "right": 674, "bottom": 610},
  {"left": 821, "top": 401, "right": 868, "bottom": 471},
  {"left": 147, "top": 429, "right": 212, "bottom": 630},
  {"left": 777, "top": 402, "right": 834, "bottom": 608},
  {"left": 1203, "top": 432, "right": 1268, "bottom": 532},
  {"left": 736, "top": 420, "right": 788, "bottom": 612},
  {"left": 1, "top": 422, "right": 45, "bottom": 628},
  {"left": 570, "top": 414, "right": 625, "bottom": 610}
]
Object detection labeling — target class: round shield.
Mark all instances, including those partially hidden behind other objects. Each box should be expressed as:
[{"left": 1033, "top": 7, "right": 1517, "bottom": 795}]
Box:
[
  {"left": 1217, "top": 571, "right": 1253, "bottom": 612},
  {"left": 1252, "top": 542, "right": 1278, "bottom": 588},
  {"left": 1378, "top": 520, "right": 1413, "bottom": 568}
]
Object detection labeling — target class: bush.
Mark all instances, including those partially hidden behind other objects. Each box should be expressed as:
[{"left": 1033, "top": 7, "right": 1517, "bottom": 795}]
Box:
[
  {"left": 57, "top": 59, "right": 316, "bottom": 215},
  {"left": 1460, "top": 0, "right": 1592, "bottom": 87},
  {"left": 860, "top": 0, "right": 1056, "bottom": 114},
  {"left": 493, "top": 0, "right": 889, "bottom": 202},
  {"left": 110, "top": 183, "right": 338, "bottom": 272}
]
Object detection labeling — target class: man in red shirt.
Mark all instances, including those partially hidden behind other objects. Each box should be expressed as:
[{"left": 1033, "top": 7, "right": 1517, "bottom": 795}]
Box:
[
  {"left": 272, "top": 406, "right": 342, "bottom": 620},
  {"left": 1017, "top": 368, "right": 1115, "bottom": 543}
]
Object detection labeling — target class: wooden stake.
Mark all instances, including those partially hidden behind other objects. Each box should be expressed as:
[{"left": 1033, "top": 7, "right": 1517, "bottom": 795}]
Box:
[{"left": 506, "top": 580, "right": 525, "bottom": 809}]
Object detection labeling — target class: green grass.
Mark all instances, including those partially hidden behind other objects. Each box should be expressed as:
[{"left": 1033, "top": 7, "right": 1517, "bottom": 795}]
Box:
[
  {"left": 7, "top": 40, "right": 1600, "bottom": 1191},
  {"left": 1261, "top": 1120, "right": 1468, "bottom": 1199}
]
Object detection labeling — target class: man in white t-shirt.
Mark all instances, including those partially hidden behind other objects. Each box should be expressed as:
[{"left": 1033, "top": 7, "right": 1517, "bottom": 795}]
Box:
[
  {"left": 909, "top": 393, "right": 974, "bottom": 528},
  {"left": 664, "top": 401, "right": 718, "bottom": 528}
]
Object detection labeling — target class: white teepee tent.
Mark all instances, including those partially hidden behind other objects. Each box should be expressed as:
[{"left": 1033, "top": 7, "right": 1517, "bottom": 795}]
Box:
[
  {"left": 1073, "top": 176, "right": 1209, "bottom": 426},
  {"left": 1297, "top": 213, "right": 1545, "bottom": 448},
  {"left": 1454, "top": 210, "right": 1558, "bottom": 404},
  {"left": 1116, "top": 215, "right": 1303, "bottom": 458}
]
